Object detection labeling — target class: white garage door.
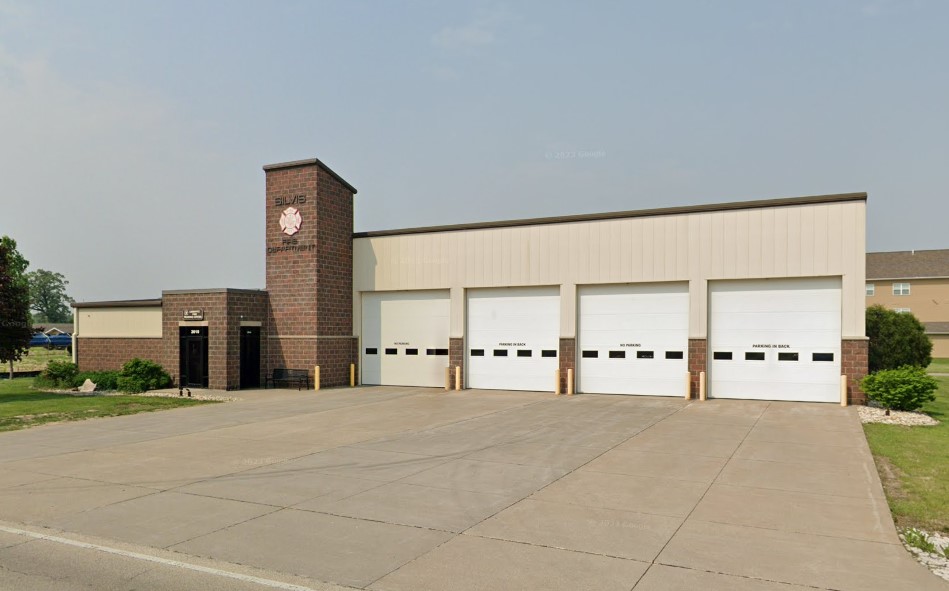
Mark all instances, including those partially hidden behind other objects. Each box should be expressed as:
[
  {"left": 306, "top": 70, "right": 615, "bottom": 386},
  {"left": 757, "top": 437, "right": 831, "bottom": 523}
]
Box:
[
  {"left": 709, "top": 278, "right": 842, "bottom": 402},
  {"left": 361, "top": 290, "right": 450, "bottom": 387},
  {"left": 579, "top": 283, "right": 688, "bottom": 396},
  {"left": 467, "top": 287, "right": 559, "bottom": 391}
]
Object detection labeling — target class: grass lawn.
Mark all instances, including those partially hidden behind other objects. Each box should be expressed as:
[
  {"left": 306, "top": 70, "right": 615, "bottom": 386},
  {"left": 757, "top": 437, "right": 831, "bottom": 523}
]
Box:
[
  {"left": 0, "top": 378, "right": 216, "bottom": 432},
  {"left": 927, "top": 357, "right": 949, "bottom": 374},
  {"left": 8, "top": 347, "right": 71, "bottom": 373},
  {"left": 864, "top": 376, "right": 949, "bottom": 533}
]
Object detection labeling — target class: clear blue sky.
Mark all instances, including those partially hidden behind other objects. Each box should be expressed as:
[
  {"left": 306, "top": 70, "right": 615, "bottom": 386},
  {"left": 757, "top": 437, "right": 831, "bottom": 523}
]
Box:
[{"left": 2, "top": 1, "right": 947, "bottom": 302}]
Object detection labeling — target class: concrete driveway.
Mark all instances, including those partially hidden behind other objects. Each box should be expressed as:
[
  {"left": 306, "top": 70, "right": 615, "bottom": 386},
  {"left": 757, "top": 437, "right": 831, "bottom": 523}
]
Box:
[{"left": 0, "top": 387, "right": 943, "bottom": 590}]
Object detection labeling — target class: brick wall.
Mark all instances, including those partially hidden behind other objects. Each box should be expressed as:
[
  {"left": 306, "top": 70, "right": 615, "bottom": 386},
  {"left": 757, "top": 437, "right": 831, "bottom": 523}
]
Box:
[
  {"left": 161, "top": 289, "right": 268, "bottom": 391},
  {"left": 76, "top": 338, "right": 162, "bottom": 372},
  {"left": 264, "top": 160, "right": 357, "bottom": 388},
  {"left": 842, "top": 338, "right": 869, "bottom": 405},
  {"left": 688, "top": 338, "right": 708, "bottom": 399},
  {"left": 316, "top": 167, "right": 354, "bottom": 338},
  {"left": 449, "top": 337, "right": 464, "bottom": 389},
  {"left": 315, "top": 337, "right": 358, "bottom": 387},
  {"left": 559, "top": 337, "right": 576, "bottom": 393},
  {"left": 226, "top": 291, "right": 269, "bottom": 389},
  {"left": 162, "top": 291, "right": 227, "bottom": 390}
]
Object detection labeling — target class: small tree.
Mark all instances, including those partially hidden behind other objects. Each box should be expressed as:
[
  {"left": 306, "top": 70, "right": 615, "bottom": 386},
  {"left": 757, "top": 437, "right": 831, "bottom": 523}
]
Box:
[
  {"left": 0, "top": 236, "right": 32, "bottom": 379},
  {"left": 28, "top": 269, "right": 72, "bottom": 323},
  {"left": 862, "top": 366, "right": 937, "bottom": 413},
  {"left": 866, "top": 305, "right": 932, "bottom": 373}
]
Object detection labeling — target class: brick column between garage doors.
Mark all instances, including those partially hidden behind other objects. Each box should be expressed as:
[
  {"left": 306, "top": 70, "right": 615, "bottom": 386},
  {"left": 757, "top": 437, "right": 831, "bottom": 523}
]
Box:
[
  {"left": 449, "top": 338, "right": 464, "bottom": 389},
  {"left": 559, "top": 338, "right": 576, "bottom": 394},
  {"left": 842, "top": 339, "right": 868, "bottom": 405},
  {"left": 688, "top": 339, "right": 707, "bottom": 400}
]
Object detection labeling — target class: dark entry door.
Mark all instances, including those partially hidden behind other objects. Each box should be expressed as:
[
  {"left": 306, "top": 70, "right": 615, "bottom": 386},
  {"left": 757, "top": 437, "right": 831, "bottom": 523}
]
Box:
[
  {"left": 240, "top": 327, "right": 261, "bottom": 389},
  {"left": 179, "top": 327, "right": 209, "bottom": 388}
]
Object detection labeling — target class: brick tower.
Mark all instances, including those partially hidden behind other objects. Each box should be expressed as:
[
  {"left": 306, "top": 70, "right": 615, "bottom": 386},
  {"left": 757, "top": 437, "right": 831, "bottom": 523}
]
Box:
[{"left": 263, "top": 158, "right": 357, "bottom": 387}]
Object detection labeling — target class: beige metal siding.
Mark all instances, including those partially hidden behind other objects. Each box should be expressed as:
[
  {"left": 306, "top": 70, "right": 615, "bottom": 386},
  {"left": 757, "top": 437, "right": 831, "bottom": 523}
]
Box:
[
  {"left": 75, "top": 307, "right": 162, "bottom": 338},
  {"left": 353, "top": 200, "right": 866, "bottom": 339}
]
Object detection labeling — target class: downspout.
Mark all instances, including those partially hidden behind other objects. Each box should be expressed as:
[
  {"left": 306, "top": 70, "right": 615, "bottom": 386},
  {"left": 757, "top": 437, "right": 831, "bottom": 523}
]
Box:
[{"left": 72, "top": 306, "right": 78, "bottom": 365}]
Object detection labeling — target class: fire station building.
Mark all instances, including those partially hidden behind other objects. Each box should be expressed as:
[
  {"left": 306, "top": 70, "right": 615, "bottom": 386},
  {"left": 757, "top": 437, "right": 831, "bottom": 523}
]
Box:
[{"left": 72, "top": 157, "right": 869, "bottom": 403}]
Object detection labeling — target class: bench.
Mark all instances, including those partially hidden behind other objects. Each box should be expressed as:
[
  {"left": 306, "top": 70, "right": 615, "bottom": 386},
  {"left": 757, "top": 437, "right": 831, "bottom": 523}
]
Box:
[{"left": 265, "top": 368, "right": 311, "bottom": 390}]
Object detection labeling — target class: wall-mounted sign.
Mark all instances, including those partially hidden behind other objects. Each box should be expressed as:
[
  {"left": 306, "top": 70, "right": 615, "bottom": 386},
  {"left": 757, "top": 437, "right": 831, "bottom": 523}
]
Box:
[
  {"left": 752, "top": 344, "right": 791, "bottom": 349},
  {"left": 274, "top": 195, "right": 306, "bottom": 207},
  {"left": 183, "top": 309, "right": 204, "bottom": 321},
  {"left": 280, "top": 207, "right": 302, "bottom": 236}
]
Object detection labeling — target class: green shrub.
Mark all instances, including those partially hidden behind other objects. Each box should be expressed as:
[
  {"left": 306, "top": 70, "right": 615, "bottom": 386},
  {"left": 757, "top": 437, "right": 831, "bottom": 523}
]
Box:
[
  {"left": 118, "top": 358, "right": 171, "bottom": 393},
  {"left": 866, "top": 305, "right": 932, "bottom": 372},
  {"left": 861, "top": 366, "right": 937, "bottom": 412},
  {"left": 116, "top": 376, "right": 146, "bottom": 393},
  {"left": 36, "top": 359, "right": 79, "bottom": 388},
  {"left": 71, "top": 371, "right": 120, "bottom": 391}
]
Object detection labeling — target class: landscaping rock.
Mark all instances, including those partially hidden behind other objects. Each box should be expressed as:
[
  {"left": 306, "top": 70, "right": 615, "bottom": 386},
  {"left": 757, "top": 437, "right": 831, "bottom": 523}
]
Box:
[
  {"left": 858, "top": 403, "right": 939, "bottom": 426},
  {"left": 900, "top": 529, "right": 949, "bottom": 582},
  {"left": 78, "top": 379, "right": 97, "bottom": 393}
]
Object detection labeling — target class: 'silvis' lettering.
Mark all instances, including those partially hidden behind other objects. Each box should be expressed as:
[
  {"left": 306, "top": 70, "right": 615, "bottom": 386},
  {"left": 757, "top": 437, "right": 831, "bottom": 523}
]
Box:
[{"left": 274, "top": 195, "right": 307, "bottom": 207}]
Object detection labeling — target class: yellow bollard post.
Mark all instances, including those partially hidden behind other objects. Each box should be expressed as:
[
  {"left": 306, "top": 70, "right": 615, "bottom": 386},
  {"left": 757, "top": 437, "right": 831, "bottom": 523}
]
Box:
[
  {"left": 314, "top": 366, "right": 320, "bottom": 391},
  {"left": 445, "top": 367, "right": 451, "bottom": 391},
  {"left": 455, "top": 366, "right": 462, "bottom": 391},
  {"left": 555, "top": 369, "right": 561, "bottom": 395},
  {"left": 840, "top": 375, "right": 848, "bottom": 407},
  {"left": 567, "top": 368, "right": 574, "bottom": 395},
  {"left": 350, "top": 363, "right": 356, "bottom": 387},
  {"left": 699, "top": 371, "right": 706, "bottom": 401},
  {"left": 685, "top": 372, "right": 691, "bottom": 400}
]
